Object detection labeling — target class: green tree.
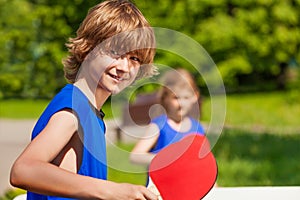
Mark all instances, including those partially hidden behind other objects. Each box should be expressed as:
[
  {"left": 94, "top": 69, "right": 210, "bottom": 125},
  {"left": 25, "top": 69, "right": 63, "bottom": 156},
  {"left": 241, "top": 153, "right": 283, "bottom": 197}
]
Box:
[
  {"left": 0, "top": 0, "right": 98, "bottom": 98},
  {"left": 0, "top": 0, "right": 299, "bottom": 98},
  {"left": 137, "top": 0, "right": 300, "bottom": 91}
]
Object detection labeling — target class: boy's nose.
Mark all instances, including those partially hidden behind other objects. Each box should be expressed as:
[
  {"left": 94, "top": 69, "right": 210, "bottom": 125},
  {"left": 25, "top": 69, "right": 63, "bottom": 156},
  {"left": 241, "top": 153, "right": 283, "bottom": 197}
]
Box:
[{"left": 116, "top": 56, "right": 130, "bottom": 72}]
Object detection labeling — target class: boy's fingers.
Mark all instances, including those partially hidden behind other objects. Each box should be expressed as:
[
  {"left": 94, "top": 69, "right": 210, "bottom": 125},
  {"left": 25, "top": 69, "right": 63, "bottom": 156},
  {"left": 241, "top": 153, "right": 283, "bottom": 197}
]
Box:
[
  {"left": 147, "top": 185, "right": 162, "bottom": 199},
  {"left": 143, "top": 187, "right": 159, "bottom": 200}
]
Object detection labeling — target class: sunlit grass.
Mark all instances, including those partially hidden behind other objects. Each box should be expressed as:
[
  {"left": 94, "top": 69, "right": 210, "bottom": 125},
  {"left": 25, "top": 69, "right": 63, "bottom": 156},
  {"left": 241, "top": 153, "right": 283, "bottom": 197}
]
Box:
[
  {"left": 107, "top": 143, "right": 148, "bottom": 185},
  {"left": 201, "top": 91, "right": 300, "bottom": 134},
  {"left": 0, "top": 99, "right": 118, "bottom": 119},
  {"left": 2, "top": 91, "right": 300, "bottom": 133},
  {"left": 107, "top": 129, "right": 300, "bottom": 187},
  {"left": 213, "top": 129, "right": 300, "bottom": 186},
  {"left": 0, "top": 99, "right": 49, "bottom": 119}
]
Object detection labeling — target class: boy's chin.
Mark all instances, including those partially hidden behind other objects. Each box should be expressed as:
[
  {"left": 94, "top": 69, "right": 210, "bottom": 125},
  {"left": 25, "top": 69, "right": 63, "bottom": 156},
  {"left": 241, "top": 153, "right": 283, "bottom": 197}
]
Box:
[
  {"left": 111, "top": 81, "right": 134, "bottom": 94},
  {"left": 110, "top": 86, "right": 125, "bottom": 95},
  {"left": 110, "top": 89, "right": 121, "bottom": 95}
]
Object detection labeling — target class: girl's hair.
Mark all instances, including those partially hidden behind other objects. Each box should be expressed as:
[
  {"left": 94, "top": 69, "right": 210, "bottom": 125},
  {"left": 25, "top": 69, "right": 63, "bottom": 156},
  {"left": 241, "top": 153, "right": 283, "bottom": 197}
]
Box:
[
  {"left": 158, "top": 68, "right": 200, "bottom": 108},
  {"left": 63, "top": 0, "right": 156, "bottom": 83}
]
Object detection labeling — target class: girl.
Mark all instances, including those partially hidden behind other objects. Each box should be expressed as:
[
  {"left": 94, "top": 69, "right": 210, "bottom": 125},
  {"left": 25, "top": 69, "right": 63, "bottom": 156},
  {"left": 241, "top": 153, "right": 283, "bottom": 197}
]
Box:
[{"left": 130, "top": 68, "right": 205, "bottom": 165}]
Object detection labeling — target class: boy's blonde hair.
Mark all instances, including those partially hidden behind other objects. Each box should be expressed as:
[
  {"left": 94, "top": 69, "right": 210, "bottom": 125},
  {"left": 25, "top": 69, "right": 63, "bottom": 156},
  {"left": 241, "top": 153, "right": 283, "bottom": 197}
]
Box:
[{"left": 63, "top": 0, "right": 156, "bottom": 83}]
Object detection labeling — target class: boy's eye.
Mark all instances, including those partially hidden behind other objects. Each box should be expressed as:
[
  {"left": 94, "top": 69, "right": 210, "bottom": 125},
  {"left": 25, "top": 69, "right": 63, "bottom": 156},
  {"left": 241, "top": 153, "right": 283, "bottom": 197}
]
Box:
[
  {"left": 110, "top": 50, "right": 120, "bottom": 57},
  {"left": 130, "top": 56, "right": 141, "bottom": 63}
]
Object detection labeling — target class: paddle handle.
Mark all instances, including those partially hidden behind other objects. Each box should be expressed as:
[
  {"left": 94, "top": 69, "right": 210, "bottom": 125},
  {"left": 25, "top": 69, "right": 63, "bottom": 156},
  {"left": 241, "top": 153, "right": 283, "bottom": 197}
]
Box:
[{"left": 147, "top": 177, "right": 163, "bottom": 200}]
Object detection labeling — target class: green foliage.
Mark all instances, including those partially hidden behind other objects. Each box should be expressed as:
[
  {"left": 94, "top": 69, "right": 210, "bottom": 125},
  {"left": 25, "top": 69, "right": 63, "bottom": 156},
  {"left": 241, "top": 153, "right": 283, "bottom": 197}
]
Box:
[
  {"left": 0, "top": 0, "right": 66, "bottom": 98},
  {"left": 0, "top": 0, "right": 300, "bottom": 98},
  {"left": 136, "top": 0, "right": 300, "bottom": 91},
  {"left": 0, "top": 0, "right": 98, "bottom": 99},
  {"left": 0, "top": 188, "right": 25, "bottom": 200}
]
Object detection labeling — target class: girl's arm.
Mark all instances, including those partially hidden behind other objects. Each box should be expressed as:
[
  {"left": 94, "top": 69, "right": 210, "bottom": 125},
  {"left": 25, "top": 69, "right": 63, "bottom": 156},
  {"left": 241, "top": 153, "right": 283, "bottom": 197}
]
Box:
[
  {"left": 10, "top": 111, "right": 157, "bottom": 200},
  {"left": 130, "top": 123, "right": 160, "bottom": 165}
]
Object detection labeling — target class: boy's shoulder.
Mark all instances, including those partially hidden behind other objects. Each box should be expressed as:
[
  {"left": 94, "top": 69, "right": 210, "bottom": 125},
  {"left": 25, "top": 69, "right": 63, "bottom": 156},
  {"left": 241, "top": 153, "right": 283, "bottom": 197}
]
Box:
[
  {"left": 32, "top": 84, "right": 89, "bottom": 137},
  {"left": 48, "top": 84, "right": 88, "bottom": 110}
]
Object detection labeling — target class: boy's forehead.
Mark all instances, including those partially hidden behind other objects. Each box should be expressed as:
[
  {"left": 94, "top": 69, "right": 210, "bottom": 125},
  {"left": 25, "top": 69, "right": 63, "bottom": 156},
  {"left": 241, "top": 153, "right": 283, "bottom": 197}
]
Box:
[
  {"left": 92, "top": 27, "right": 155, "bottom": 61},
  {"left": 109, "top": 27, "right": 154, "bottom": 47}
]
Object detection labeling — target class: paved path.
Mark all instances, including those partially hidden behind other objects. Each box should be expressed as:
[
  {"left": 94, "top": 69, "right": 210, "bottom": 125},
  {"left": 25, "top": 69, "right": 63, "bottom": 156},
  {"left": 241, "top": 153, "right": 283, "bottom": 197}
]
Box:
[{"left": 0, "top": 119, "right": 34, "bottom": 195}]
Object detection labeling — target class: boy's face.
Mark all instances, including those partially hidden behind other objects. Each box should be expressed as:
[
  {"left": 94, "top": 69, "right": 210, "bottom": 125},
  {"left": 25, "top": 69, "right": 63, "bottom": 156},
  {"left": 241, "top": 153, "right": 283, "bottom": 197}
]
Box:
[{"left": 81, "top": 51, "right": 141, "bottom": 94}]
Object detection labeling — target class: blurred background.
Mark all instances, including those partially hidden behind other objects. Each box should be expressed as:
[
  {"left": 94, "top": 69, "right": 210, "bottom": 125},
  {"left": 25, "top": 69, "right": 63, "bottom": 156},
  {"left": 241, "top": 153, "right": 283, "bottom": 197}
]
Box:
[{"left": 0, "top": 0, "right": 299, "bottom": 199}]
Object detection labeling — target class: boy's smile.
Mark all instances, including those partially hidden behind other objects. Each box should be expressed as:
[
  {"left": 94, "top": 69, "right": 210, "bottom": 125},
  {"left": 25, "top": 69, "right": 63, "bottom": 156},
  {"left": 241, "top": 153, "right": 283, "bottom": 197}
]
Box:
[
  {"left": 107, "top": 72, "right": 123, "bottom": 82},
  {"left": 78, "top": 52, "right": 141, "bottom": 95},
  {"left": 99, "top": 54, "right": 140, "bottom": 94}
]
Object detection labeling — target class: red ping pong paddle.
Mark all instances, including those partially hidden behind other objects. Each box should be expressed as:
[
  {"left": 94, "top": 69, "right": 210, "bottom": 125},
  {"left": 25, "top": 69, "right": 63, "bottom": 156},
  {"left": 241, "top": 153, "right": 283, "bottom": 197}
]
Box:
[{"left": 148, "top": 134, "right": 218, "bottom": 200}]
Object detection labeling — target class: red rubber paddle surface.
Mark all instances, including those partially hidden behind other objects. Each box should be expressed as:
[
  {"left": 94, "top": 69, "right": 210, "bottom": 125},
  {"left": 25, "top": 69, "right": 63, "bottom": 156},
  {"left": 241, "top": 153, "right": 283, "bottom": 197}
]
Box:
[{"left": 149, "top": 134, "right": 218, "bottom": 200}]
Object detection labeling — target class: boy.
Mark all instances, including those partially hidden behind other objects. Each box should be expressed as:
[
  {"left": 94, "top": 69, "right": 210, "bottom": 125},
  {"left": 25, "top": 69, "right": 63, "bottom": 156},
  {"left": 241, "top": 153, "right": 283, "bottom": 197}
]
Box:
[{"left": 10, "top": 0, "right": 158, "bottom": 199}]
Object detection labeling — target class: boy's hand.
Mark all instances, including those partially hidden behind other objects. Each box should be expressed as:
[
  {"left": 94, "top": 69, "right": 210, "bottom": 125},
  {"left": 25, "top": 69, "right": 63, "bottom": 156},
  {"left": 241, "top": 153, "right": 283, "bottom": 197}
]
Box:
[{"left": 103, "top": 182, "right": 158, "bottom": 200}]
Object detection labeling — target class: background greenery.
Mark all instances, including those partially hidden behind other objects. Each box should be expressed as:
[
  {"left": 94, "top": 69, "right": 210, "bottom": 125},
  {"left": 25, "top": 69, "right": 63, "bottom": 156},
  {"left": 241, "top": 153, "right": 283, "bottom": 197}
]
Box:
[{"left": 0, "top": 0, "right": 299, "bottom": 98}]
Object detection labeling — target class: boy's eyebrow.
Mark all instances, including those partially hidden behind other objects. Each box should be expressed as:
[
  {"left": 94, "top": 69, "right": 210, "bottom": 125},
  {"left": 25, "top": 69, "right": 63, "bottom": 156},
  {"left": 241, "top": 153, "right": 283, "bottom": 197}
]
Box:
[{"left": 128, "top": 51, "right": 139, "bottom": 56}]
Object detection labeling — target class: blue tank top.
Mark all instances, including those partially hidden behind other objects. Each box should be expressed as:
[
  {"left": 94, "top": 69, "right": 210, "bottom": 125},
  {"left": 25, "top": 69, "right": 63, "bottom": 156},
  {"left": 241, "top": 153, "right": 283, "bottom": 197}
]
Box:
[
  {"left": 27, "top": 84, "right": 107, "bottom": 200},
  {"left": 151, "top": 115, "right": 205, "bottom": 153}
]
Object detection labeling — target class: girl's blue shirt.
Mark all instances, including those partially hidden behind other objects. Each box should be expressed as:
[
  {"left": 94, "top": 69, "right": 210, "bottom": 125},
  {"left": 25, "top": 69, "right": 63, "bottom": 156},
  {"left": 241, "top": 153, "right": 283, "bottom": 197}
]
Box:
[
  {"left": 27, "top": 84, "right": 107, "bottom": 200},
  {"left": 150, "top": 115, "right": 205, "bottom": 153}
]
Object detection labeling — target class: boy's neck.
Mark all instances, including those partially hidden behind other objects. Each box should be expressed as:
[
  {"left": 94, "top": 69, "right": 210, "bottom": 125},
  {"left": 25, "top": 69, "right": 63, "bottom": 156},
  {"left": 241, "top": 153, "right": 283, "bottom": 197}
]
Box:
[{"left": 74, "top": 78, "right": 110, "bottom": 110}]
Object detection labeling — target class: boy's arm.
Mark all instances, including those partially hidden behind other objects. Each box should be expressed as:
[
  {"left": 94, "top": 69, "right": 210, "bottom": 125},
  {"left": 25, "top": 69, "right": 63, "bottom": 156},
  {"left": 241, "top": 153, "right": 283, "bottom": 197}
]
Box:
[
  {"left": 10, "top": 111, "right": 158, "bottom": 200},
  {"left": 130, "top": 123, "right": 160, "bottom": 165}
]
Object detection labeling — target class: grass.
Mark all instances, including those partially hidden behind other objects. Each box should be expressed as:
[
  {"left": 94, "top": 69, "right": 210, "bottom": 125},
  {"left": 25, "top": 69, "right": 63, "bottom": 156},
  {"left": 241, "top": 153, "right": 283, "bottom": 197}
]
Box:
[
  {"left": 2, "top": 91, "right": 300, "bottom": 133},
  {"left": 213, "top": 129, "right": 300, "bottom": 186},
  {"left": 0, "top": 99, "right": 49, "bottom": 119},
  {"left": 107, "top": 129, "right": 300, "bottom": 187},
  {"left": 201, "top": 90, "right": 300, "bottom": 134},
  {"left": 107, "top": 143, "right": 148, "bottom": 185},
  {"left": 0, "top": 99, "right": 117, "bottom": 119}
]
